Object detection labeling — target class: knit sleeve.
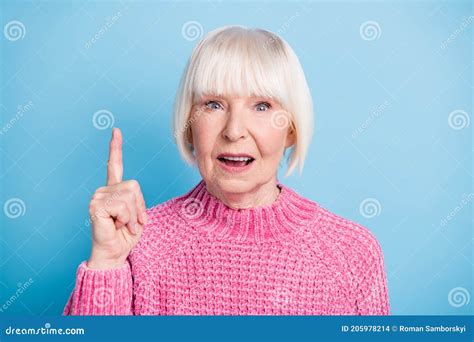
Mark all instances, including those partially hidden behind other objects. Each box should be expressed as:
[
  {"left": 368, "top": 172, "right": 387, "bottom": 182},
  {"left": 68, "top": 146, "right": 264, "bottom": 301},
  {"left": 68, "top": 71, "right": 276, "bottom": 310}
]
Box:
[
  {"left": 354, "top": 235, "right": 390, "bottom": 315},
  {"left": 62, "top": 259, "right": 133, "bottom": 315}
]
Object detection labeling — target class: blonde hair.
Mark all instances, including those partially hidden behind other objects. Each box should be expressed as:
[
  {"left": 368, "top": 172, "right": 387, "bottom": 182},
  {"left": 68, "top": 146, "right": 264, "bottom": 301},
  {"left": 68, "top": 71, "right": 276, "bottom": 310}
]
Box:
[{"left": 172, "top": 25, "right": 314, "bottom": 176}]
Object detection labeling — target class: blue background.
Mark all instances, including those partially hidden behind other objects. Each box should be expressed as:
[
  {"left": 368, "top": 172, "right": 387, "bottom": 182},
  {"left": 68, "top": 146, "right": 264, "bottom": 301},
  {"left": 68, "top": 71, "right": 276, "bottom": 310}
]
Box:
[{"left": 0, "top": 0, "right": 472, "bottom": 315}]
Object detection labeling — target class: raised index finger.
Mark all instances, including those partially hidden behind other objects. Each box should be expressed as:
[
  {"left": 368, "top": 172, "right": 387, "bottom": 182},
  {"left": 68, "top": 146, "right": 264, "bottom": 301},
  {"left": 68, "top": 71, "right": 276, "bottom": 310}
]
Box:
[{"left": 106, "top": 127, "right": 123, "bottom": 186}]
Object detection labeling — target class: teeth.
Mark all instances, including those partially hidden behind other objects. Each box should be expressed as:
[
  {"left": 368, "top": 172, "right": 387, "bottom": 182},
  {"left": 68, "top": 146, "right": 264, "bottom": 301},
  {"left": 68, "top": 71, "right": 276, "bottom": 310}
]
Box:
[{"left": 221, "top": 156, "right": 251, "bottom": 161}]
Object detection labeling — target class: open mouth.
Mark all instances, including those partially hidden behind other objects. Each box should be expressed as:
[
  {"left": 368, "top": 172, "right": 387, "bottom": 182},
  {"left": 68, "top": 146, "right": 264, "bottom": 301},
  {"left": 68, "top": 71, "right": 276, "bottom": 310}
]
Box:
[{"left": 217, "top": 156, "right": 255, "bottom": 167}]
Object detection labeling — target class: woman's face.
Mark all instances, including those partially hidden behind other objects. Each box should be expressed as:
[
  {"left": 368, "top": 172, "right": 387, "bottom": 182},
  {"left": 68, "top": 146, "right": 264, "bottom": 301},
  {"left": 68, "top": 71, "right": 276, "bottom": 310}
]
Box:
[{"left": 189, "top": 93, "right": 295, "bottom": 196}]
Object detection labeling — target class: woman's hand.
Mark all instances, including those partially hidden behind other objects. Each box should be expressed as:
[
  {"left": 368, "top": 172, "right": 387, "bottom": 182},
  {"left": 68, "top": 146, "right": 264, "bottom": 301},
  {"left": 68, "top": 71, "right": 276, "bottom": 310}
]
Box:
[{"left": 87, "top": 128, "right": 147, "bottom": 269}]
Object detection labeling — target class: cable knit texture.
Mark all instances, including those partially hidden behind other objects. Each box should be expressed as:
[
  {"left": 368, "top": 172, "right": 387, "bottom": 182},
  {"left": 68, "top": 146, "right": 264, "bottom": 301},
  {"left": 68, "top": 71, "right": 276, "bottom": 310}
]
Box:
[{"left": 63, "top": 180, "right": 390, "bottom": 315}]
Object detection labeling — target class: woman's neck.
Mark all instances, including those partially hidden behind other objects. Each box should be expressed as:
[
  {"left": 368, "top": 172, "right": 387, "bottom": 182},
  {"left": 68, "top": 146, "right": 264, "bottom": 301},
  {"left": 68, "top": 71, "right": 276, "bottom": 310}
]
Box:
[{"left": 205, "top": 179, "right": 281, "bottom": 210}]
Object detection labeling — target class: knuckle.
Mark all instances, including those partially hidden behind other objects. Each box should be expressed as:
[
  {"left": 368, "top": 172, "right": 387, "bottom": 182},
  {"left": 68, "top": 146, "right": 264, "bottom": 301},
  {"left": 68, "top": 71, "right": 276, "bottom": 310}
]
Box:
[
  {"left": 127, "top": 179, "right": 140, "bottom": 191},
  {"left": 91, "top": 192, "right": 101, "bottom": 201},
  {"left": 103, "top": 193, "right": 117, "bottom": 206},
  {"left": 95, "top": 186, "right": 107, "bottom": 193},
  {"left": 117, "top": 189, "right": 134, "bottom": 202},
  {"left": 110, "top": 188, "right": 124, "bottom": 199},
  {"left": 117, "top": 201, "right": 128, "bottom": 212},
  {"left": 124, "top": 189, "right": 135, "bottom": 199},
  {"left": 88, "top": 200, "right": 99, "bottom": 213}
]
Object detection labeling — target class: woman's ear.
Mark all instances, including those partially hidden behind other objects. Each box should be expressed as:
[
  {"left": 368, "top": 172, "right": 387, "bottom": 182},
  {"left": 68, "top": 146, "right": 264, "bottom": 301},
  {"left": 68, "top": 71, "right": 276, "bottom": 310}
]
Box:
[
  {"left": 284, "top": 124, "right": 296, "bottom": 148},
  {"left": 186, "top": 127, "right": 193, "bottom": 147}
]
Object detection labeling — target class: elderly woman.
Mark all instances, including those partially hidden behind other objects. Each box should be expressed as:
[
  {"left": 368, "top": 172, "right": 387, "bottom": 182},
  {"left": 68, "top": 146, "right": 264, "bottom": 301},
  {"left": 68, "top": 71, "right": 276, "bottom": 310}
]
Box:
[{"left": 64, "top": 25, "right": 390, "bottom": 315}]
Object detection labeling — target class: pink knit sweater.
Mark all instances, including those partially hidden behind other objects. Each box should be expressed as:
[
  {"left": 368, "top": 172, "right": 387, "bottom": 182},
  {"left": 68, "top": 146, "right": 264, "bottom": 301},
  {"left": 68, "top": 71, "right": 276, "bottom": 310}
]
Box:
[{"left": 63, "top": 179, "right": 390, "bottom": 315}]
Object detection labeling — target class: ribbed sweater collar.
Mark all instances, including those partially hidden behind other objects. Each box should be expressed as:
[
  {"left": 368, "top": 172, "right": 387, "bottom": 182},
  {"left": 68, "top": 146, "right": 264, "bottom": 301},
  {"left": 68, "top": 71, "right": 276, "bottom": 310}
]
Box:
[{"left": 171, "top": 179, "right": 320, "bottom": 244}]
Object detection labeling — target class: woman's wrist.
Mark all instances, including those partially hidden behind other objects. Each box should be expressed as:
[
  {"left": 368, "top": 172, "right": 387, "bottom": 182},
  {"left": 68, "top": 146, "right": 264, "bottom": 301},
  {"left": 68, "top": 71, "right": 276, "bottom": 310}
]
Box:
[{"left": 87, "top": 250, "right": 127, "bottom": 270}]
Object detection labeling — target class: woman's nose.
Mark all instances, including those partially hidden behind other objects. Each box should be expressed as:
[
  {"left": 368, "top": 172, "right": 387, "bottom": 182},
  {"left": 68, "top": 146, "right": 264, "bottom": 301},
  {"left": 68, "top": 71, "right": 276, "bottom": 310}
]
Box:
[{"left": 222, "top": 110, "right": 248, "bottom": 142}]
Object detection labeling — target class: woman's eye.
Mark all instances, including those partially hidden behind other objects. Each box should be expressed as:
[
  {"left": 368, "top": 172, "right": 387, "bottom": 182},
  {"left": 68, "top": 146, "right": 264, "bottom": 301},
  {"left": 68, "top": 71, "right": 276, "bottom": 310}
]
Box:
[
  {"left": 204, "top": 101, "right": 222, "bottom": 110},
  {"left": 255, "top": 102, "right": 271, "bottom": 111}
]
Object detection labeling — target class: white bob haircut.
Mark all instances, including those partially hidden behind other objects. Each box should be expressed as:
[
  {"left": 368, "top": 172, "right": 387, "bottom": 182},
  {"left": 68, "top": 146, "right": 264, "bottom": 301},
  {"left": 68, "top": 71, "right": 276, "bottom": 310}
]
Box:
[{"left": 172, "top": 25, "right": 314, "bottom": 176}]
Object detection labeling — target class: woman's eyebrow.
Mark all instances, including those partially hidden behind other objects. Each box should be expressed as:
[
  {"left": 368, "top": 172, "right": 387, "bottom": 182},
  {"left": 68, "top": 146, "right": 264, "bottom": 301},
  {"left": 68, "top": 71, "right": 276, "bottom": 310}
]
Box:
[
  {"left": 199, "top": 94, "right": 278, "bottom": 105},
  {"left": 249, "top": 95, "right": 276, "bottom": 101},
  {"left": 193, "top": 94, "right": 223, "bottom": 104},
  {"left": 251, "top": 96, "right": 280, "bottom": 106},
  {"left": 256, "top": 97, "right": 273, "bottom": 102},
  {"left": 201, "top": 93, "right": 225, "bottom": 100}
]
